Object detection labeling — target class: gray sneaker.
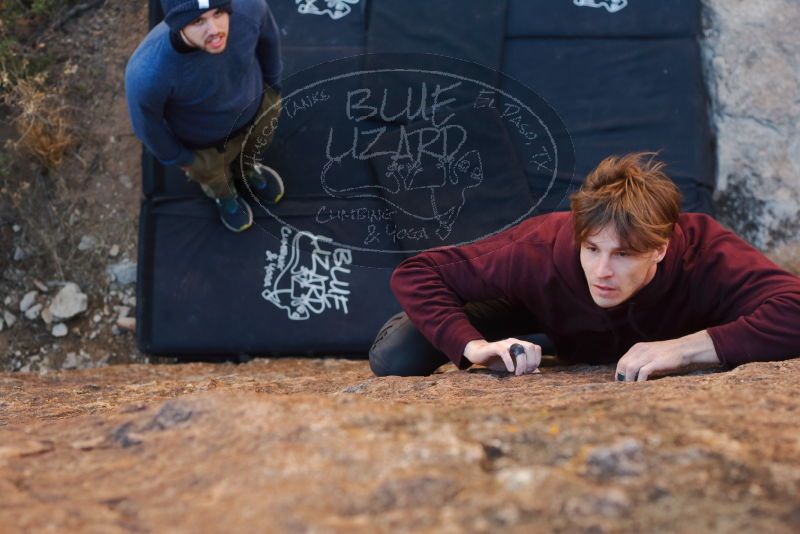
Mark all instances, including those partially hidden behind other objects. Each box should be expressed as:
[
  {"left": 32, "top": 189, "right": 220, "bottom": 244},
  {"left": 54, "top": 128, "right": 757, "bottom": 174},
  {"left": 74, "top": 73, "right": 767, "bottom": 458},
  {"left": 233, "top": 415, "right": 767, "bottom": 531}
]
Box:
[{"left": 215, "top": 194, "right": 253, "bottom": 232}]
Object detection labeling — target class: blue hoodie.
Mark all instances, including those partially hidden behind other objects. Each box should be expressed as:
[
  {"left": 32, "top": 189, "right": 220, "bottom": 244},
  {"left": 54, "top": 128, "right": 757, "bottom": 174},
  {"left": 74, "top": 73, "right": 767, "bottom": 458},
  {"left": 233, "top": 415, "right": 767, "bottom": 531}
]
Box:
[{"left": 125, "top": 0, "right": 282, "bottom": 166}]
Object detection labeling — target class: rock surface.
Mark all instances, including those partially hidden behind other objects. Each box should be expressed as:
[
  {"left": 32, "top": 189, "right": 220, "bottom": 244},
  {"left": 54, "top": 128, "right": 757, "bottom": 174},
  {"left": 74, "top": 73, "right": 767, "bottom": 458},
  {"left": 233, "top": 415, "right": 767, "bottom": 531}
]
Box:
[
  {"left": 701, "top": 0, "right": 800, "bottom": 250},
  {"left": 1, "top": 358, "right": 799, "bottom": 532}
]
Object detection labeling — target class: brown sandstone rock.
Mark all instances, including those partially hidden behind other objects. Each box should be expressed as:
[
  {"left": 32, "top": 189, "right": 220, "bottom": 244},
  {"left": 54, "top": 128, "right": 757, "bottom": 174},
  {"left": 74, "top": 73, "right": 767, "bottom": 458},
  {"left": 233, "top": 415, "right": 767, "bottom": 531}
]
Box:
[{"left": 0, "top": 358, "right": 799, "bottom": 532}]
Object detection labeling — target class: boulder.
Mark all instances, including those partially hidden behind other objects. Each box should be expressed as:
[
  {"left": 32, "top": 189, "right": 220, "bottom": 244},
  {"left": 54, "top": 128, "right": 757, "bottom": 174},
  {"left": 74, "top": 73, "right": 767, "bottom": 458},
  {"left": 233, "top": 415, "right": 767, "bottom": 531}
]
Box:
[
  {"left": 702, "top": 0, "right": 800, "bottom": 250},
  {"left": 0, "top": 359, "right": 798, "bottom": 532}
]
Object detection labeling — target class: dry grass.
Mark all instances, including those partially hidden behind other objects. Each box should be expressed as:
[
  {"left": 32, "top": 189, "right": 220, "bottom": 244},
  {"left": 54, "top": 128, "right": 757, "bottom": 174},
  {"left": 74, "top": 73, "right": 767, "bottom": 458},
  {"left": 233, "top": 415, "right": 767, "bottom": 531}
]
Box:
[
  {"left": 0, "top": 59, "right": 83, "bottom": 285},
  {"left": 1, "top": 71, "right": 76, "bottom": 169}
]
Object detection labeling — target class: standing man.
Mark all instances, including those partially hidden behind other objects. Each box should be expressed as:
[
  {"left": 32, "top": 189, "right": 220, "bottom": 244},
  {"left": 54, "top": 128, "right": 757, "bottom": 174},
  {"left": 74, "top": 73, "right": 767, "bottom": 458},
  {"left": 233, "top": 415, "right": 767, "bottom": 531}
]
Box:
[
  {"left": 126, "top": 0, "right": 284, "bottom": 232},
  {"left": 371, "top": 153, "right": 800, "bottom": 380}
]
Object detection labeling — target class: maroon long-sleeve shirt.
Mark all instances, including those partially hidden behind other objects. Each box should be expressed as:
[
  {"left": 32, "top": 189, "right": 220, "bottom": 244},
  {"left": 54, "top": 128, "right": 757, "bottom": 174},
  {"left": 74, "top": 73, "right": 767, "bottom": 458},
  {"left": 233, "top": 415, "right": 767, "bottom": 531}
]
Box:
[{"left": 390, "top": 212, "right": 800, "bottom": 369}]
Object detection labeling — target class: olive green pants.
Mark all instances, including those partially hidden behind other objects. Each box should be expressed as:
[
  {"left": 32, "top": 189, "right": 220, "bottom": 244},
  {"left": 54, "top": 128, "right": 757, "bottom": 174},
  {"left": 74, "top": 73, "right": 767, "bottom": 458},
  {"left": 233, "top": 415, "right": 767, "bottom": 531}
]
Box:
[{"left": 184, "top": 87, "right": 282, "bottom": 199}]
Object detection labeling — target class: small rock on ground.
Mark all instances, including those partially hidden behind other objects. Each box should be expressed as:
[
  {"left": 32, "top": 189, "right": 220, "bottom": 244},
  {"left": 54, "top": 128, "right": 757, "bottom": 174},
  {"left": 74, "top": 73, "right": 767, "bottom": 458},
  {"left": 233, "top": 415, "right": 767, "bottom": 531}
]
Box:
[
  {"left": 24, "top": 304, "right": 43, "bottom": 321},
  {"left": 78, "top": 235, "right": 98, "bottom": 251},
  {"left": 3, "top": 311, "right": 17, "bottom": 328},
  {"left": 107, "top": 260, "right": 137, "bottom": 285},
  {"left": 19, "top": 291, "right": 38, "bottom": 313},
  {"left": 49, "top": 283, "right": 88, "bottom": 321},
  {"left": 51, "top": 323, "right": 68, "bottom": 338}
]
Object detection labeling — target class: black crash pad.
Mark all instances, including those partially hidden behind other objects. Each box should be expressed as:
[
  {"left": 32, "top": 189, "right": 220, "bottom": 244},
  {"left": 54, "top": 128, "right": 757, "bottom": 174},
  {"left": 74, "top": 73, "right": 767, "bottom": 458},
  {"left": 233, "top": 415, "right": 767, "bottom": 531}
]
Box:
[{"left": 137, "top": 0, "right": 714, "bottom": 357}]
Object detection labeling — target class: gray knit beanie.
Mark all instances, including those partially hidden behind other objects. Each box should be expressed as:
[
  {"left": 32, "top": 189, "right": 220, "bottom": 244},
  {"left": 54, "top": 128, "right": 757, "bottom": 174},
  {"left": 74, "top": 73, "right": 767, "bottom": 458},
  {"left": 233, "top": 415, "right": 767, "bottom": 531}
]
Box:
[{"left": 160, "top": 0, "right": 232, "bottom": 31}]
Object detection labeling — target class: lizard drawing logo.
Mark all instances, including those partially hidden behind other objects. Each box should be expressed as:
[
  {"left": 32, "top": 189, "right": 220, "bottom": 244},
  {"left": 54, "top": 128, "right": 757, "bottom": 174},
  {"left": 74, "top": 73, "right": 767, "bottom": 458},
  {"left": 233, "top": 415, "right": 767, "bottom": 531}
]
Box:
[
  {"left": 321, "top": 137, "right": 484, "bottom": 241},
  {"left": 295, "top": 0, "right": 359, "bottom": 20},
  {"left": 573, "top": 0, "right": 628, "bottom": 14},
  {"left": 262, "top": 226, "right": 352, "bottom": 321}
]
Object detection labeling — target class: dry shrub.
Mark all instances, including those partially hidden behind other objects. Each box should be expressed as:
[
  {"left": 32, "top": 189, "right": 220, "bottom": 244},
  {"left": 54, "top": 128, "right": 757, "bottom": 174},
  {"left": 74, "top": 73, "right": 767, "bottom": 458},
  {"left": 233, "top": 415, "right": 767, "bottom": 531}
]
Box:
[{"left": 1, "top": 71, "right": 75, "bottom": 168}]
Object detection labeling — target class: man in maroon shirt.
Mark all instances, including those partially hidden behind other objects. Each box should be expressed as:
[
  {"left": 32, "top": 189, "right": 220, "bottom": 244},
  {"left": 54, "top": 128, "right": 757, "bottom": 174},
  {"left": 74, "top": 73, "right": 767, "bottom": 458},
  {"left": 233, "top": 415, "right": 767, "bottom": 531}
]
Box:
[{"left": 371, "top": 153, "right": 800, "bottom": 381}]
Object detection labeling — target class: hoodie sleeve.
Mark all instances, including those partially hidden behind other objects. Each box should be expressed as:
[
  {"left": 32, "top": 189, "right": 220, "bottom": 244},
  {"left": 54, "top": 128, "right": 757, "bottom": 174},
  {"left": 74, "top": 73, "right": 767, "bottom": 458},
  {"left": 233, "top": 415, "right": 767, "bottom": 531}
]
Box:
[
  {"left": 390, "top": 227, "right": 542, "bottom": 369},
  {"left": 697, "top": 231, "right": 800, "bottom": 368},
  {"left": 125, "top": 58, "right": 194, "bottom": 167},
  {"left": 256, "top": 1, "right": 283, "bottom": 92}
]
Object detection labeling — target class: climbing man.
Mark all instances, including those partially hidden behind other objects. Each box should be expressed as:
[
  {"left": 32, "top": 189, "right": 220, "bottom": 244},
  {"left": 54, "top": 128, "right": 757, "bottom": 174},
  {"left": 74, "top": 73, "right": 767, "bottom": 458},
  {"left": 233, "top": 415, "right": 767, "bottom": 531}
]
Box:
[
  {"left": 370, "top": 152, "right": 800, "bottom": 380},
  {"left": 125, "top": 0, "right": 284, "bottom": 232}
]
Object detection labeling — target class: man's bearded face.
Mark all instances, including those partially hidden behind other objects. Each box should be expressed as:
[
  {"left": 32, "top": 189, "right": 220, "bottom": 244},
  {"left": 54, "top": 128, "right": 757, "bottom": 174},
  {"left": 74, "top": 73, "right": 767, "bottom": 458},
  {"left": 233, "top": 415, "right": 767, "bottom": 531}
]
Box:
[{"left": 181, "top": 9, "right": 230, "bottom": 54}]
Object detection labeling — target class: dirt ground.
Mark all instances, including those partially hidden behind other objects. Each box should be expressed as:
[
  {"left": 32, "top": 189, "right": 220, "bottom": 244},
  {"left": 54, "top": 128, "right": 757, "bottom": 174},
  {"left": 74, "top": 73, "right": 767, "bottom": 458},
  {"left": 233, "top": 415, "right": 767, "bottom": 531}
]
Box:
[
  {"left": 1, "top": 358, "right": 799, "bottom": 533},
  {"left": 1, "top": 1, "right": 160, "bottom": 372}
]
